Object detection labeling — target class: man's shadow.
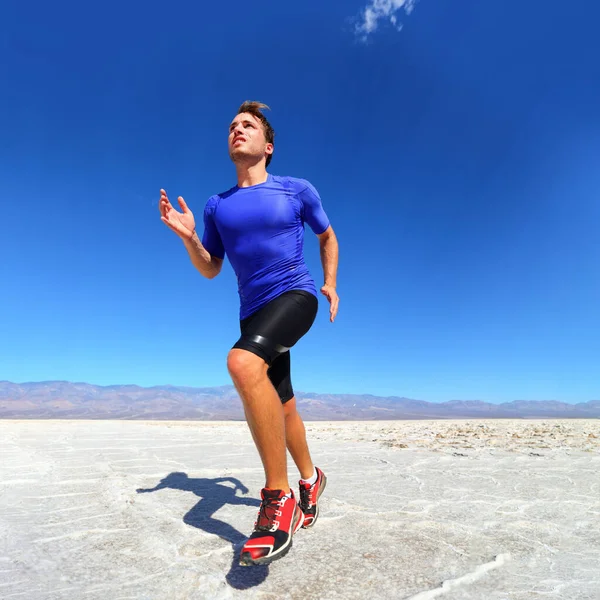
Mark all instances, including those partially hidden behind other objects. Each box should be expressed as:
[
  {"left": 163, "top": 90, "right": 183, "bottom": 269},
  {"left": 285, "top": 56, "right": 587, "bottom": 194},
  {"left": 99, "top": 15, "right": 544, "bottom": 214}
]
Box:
[{"left": 136, "top": 472, "right": 268, "bottom": 589}]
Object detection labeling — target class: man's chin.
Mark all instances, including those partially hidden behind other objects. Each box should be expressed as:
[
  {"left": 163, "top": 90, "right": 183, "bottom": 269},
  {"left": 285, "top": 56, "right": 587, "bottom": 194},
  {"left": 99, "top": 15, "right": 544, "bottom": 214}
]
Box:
[
  {"left": 229, "top": 148, "right": 247, "bottom": 161},
  {"left": 229, "top": 150, "right": 260, "bottom": 165}
]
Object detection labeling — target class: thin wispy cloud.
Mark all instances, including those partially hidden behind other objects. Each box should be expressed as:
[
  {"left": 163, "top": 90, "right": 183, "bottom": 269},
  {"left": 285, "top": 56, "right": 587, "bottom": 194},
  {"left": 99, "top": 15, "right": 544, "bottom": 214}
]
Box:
[{"left": 354, "top": 0, "right": 418, "bottom": 41}]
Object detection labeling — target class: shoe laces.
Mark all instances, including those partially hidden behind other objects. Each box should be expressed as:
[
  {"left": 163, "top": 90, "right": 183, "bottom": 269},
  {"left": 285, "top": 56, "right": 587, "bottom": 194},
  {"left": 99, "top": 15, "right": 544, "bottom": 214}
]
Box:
[
  {"left": 299, "top": 481, "right": 316, "bottom": 510},
  {"left": 254, "top": 495, "right": 287, "bottom": 532}
]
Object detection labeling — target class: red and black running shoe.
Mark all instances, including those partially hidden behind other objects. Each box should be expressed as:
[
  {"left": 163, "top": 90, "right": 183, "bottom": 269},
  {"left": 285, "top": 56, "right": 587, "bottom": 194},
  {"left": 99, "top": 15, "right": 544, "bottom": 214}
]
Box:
[
  {"left": 239, "top": 488, "right": 304, "bottom": 566},
  {"left": 299, "top": 467, "right": 327, "bottom": 529}
]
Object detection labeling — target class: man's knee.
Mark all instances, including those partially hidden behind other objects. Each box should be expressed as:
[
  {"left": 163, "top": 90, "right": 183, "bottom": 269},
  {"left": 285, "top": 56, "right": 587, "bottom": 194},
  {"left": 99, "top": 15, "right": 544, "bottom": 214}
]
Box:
[
  {"left": 227, "top": 348, "right": 267, "bottom": 382},
  {"left": 283, "top": 396, "right": 297, "bottom": 419}
]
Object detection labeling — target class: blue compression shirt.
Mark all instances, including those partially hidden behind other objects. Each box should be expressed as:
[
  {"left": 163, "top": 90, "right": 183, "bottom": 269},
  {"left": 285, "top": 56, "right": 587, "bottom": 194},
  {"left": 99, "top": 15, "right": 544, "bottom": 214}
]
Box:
[{"left": 201, "top": 173, "right": 330, "bottom": 320}]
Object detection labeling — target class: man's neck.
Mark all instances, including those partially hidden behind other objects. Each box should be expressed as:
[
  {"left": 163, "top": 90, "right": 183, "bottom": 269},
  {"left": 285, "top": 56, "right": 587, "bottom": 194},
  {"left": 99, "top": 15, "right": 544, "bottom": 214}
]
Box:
[{"left": 236, "top": 162, "right": 269, "bottom": 188}]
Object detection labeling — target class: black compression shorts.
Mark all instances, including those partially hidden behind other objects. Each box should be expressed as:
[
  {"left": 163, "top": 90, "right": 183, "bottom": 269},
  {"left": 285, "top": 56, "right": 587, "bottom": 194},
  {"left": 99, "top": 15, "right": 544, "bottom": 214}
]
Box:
[{"left": 232, "top": 289, "right": 318, "bottom": 404}]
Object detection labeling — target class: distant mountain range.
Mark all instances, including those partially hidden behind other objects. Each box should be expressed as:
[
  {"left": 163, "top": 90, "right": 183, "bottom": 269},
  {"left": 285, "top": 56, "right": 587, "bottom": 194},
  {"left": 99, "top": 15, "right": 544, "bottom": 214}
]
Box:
[{"left": 0, "top": 381, "right": 598, "bottom": 420}]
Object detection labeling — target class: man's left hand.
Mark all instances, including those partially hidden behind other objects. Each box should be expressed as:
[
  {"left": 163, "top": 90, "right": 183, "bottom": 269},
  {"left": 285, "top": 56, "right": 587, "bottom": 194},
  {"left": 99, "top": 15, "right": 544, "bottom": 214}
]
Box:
[{"left": 320, "top": 284, "right": 339, "bottom": 323}]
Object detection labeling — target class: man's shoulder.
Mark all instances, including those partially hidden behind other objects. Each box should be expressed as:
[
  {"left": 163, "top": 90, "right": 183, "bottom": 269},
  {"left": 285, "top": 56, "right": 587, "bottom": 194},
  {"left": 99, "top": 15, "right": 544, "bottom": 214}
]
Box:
[
  {"left": 205, "top": 174, "right": 316, "bottom": 205},
  {"left": 203, "top": 194, "right": 220, "bottom": 212},
  {"left": 204, "top": 185, "right": 236, "bottom": 211},
  {"left": 271, "top": 174, "right": 314, "bottom": 194}
]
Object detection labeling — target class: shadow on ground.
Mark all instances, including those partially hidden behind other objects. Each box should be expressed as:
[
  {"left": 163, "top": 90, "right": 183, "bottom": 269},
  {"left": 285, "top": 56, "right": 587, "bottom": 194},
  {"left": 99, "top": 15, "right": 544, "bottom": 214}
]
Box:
[{"left": 137, "top": 472, "right": 268, "bottom": 589}]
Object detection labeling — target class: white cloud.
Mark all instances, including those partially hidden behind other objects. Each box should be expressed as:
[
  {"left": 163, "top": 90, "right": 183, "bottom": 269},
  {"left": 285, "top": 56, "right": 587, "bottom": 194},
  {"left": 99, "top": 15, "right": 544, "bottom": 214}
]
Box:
[{"left": 354, "top": 0, "right": 418, "bottom": 40}]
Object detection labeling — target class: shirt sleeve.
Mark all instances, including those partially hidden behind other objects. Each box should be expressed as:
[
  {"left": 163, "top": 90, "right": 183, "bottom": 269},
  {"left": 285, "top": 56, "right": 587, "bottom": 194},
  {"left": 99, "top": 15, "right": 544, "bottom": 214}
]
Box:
[
  {"left": 201, "top": 196, "right": 225, "bottom": 259},
  {"left": 297, "top": 179, "right": 330, "bottom": 235}
]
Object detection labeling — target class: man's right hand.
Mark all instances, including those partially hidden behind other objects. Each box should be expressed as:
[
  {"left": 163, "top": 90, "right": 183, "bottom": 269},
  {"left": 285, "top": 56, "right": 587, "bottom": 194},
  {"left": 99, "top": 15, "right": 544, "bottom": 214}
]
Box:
[{"left": 159, "top": 189, "right": 196, "bottom": 240}]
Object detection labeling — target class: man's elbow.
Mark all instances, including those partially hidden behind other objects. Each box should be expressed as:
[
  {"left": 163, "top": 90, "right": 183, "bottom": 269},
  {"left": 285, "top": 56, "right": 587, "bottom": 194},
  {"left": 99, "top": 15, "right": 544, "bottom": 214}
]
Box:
[
  {"left": 317, "top": 225, "right": 336, "bottom": 243},
  {"left": 207, "top": 258, "right": 223, "bottom": 279}
]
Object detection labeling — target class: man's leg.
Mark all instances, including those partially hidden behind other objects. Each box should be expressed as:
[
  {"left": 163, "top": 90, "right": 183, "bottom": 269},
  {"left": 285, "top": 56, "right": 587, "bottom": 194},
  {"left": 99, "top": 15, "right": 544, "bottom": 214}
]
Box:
[
  {"left": 267, "top": 351, "right": 315, "bottom": 481},
  {"left": 282, "top": 396, "right": 314, "bottom": 481},
  {"left": 227, "top": 348, "right": 290, "bottom": 493},
  {"left": 281, "top": 392, "right": 327, "bottom": 530},
  {"left": 231, "top": 291, "right": 319, "bottom": 565}
]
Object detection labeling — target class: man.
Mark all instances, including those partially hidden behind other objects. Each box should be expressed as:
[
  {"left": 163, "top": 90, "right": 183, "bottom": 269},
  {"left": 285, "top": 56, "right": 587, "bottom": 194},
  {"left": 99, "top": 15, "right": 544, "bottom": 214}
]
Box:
[{"left": 158, "top": 101, "right": 339, "bottom": 566}]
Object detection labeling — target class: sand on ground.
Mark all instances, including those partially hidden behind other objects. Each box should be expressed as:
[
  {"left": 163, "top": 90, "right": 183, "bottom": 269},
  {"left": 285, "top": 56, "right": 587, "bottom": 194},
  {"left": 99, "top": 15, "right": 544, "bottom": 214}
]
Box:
[{"left": 1, "top": 419, "right": 599, "bottom": 599}]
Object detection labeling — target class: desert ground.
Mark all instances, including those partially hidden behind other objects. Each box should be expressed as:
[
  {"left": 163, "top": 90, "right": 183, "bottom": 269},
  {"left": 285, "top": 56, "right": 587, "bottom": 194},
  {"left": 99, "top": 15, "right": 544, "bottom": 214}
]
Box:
[{"left": 1, "top": 419, "right": 599, "bottom": 599}]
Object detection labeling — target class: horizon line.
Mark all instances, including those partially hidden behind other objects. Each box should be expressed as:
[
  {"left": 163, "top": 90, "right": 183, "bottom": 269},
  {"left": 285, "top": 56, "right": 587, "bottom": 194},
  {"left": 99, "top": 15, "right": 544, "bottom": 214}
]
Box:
[{"left": 1, "top": 379, "right": 598, "bottom": 406}]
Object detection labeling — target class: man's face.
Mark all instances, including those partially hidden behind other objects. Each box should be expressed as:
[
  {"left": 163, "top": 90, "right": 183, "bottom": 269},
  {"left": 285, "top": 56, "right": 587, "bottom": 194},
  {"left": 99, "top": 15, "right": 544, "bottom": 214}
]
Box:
[{"left": 228, "top": 112, "right": 273, "bottom": 164}]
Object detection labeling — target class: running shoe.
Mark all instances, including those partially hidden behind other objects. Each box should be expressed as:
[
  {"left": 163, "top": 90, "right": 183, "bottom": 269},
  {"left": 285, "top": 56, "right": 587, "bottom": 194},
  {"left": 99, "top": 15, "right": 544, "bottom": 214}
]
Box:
[
  {"left": 298, "top": 467, "right": 327, "bottom": 529},
  {"left": 239, "top": 488, "right": 303, "bottom": 566}
]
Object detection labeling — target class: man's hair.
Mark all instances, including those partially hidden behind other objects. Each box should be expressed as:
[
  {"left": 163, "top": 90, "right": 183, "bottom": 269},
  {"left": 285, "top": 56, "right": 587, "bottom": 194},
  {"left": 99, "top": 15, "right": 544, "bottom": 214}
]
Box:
[{"left": 237, "top": 101, "right": 275, "bottom": 167}]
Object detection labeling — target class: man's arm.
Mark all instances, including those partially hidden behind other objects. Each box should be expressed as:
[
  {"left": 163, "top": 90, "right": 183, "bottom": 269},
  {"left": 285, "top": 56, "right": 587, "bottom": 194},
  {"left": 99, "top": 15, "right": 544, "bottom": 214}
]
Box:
[
  {"left": 182, "top": 231, "right": 223, "bottom": 279},
  {"left": 317, "top": 225, "right": 338, "bottom": 287},
  {"left": 159, "top": 190, "right": 224, "bottom": 279},
  {"left": 295, "top": 178, "right": 339, "bottom": 321},
  {"left": 317, "top": 225, "right": 339, "bottom": 322}
]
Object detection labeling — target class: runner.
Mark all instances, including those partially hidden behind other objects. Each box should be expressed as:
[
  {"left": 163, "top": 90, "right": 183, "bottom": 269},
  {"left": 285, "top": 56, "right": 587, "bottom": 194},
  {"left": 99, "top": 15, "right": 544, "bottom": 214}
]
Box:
[{"left": 158, "top": 101, "right": 339, "bottom": 566}]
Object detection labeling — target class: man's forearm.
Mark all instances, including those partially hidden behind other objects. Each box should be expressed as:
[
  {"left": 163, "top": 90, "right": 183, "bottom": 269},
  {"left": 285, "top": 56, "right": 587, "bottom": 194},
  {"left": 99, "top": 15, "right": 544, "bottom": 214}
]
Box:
[
  {"left": 320, "top": 231, "right": 339, "bottom": 287},
  {"left": 182, "top": 231, "right": 220, "bottom": 279}
]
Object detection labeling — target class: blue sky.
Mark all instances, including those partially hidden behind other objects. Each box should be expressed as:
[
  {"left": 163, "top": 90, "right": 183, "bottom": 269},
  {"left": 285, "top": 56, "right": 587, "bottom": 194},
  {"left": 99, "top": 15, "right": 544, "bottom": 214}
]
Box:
[{"left": 1, "top": 1, "right": 599, "bottom": 402}]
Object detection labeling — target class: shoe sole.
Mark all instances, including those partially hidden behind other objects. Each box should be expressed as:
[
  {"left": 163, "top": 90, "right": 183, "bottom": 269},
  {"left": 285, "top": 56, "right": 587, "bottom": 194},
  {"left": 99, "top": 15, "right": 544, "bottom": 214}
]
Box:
[
  {"left": 239, "top": 542, "right": 292, "bottom": 567},
  {"left": 302, "top": 473, "right": 327, "bottom": 529},
  {"left": 239, "top": 507, "right": 303, "bottom": 567}
]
